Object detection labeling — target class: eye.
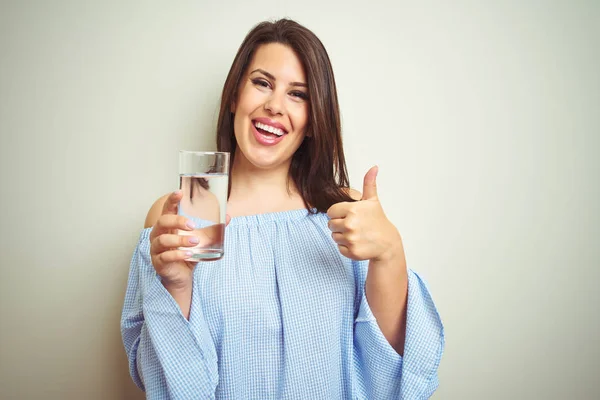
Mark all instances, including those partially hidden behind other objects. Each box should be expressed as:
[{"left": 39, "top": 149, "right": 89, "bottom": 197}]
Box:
[
  {"left": 290, "top": 91, "right": 308, "bottom": 100},
  {"left": 251, "top": 78, "right": 270, "bottom": 88}
]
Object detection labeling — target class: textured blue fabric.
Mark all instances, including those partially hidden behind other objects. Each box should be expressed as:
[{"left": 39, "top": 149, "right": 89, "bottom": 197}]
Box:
[{"left": 121, "top": 209, "right": 444, "bottom": 399}]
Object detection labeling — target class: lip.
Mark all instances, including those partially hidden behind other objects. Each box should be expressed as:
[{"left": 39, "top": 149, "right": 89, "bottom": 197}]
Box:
[
  {"left": 252, "top": 117, "right": 289, "bottom": 134},
  {"left": 251, "top": 122, "right": 286, "bottom": 146}
]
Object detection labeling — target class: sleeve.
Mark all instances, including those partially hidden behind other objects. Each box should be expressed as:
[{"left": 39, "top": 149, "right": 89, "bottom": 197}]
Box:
[
  {"left": 353, "top": 262, "right": 445, "bottom": 400},
  {"left": 120, "top": 228, "right": 219, "bottom": 400}
]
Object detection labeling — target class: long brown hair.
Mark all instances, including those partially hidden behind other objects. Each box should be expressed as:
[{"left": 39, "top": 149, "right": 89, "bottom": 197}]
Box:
[{"left": 216, "top": 19, "right": 354, "bottom": 213}]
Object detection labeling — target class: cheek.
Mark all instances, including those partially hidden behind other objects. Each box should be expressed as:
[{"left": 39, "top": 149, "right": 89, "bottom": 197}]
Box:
[
  {"left": 232, "top": 113, "right": 243, "bottom": 140},
  {"left": 234, "top": 85, "right": 259, "bottom": 116},
  {"left": 290, "top": 106, "right": 309, "bottom": 133}
]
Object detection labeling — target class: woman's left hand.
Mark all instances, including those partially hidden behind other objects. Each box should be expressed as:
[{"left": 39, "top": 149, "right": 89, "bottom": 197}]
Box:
[{"left": 327, "top": 166, "right": 404, "bottom": 263}]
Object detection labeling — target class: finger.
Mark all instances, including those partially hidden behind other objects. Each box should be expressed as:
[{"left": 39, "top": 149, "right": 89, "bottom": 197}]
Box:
[
  {"left": 327, "top": 202, "right": 352, "bottom": 219},
  {"left": 337, "top": 244, "right": 351, "bottom": 259},
  {"left": 331, "top": 232, "right": 349, "bottom": 246},
  {"left": 156, "top": 214, "right": 196, "bottom": 232},
  {"left": 225, "top": 214, "right": 231, "bottom": 227},
  {"left": 362, "top": 166, "right": 379, "bottom": 200},
  {"left": 168, "top": 223, "right": 225, "bottom": 251},
  {"left": 151, "top": 214, "right": 196, "bottom": 240},
  {"left": 327, "top": 218, "right": 348, "bottom": 233},
  {"left": 162, "top": 190, "right": 183, "bottom": 216},
  {"left": 155, "top": 249, "right": 194, "bottom": 266},
  {"left": 151, "top": 233, "right": 199, "bottom": 254}
]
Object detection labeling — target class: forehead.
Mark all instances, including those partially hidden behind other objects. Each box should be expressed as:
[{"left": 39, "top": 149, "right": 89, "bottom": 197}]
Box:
[{"left": 248, "top": 43, "right": 306, "bottom": 83}]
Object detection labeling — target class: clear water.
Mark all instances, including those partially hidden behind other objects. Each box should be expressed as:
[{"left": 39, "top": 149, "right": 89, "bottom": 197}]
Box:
[{"left": 178, "top": 173, "right": 228, "bottom": 261}]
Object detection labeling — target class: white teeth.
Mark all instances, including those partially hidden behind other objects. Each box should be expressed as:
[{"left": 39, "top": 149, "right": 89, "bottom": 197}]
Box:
[{"left": 255, "top": 121, "right": 285, "bottom": 136}]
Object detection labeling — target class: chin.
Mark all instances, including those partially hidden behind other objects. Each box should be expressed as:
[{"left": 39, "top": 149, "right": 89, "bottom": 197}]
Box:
[{"left": 243, "top": 148, "right": 288, "bottom": 170}]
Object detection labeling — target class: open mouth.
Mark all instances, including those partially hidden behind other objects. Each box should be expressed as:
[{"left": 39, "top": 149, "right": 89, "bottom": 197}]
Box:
[{"left": 253, "top": 121, "right": 287, "bottom": 137}]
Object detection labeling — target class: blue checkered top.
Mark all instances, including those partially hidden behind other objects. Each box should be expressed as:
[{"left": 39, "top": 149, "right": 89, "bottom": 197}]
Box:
[{"left": 121, "top": 209, "right": 444, "bottom": 399}]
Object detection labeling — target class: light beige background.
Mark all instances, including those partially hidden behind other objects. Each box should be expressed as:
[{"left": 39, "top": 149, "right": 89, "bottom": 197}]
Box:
[{"left": 1, "top": 1, "right": 598, "bottom": 399}]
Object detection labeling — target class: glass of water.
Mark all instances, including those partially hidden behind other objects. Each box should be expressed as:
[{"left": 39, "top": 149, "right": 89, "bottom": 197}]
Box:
[{"left": 178, "top": 151, "right": 230, "bottom": 261}]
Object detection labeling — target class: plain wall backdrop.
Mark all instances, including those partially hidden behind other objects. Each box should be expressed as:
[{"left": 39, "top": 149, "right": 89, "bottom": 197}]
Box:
[{"left": 0, "top": 1, "right": 598, "bottom": 399}]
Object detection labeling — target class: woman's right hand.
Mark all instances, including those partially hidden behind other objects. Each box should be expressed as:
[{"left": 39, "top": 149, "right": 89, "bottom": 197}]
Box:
[{"left": 149, "top": 191, "right": 199, "bottom": 290}]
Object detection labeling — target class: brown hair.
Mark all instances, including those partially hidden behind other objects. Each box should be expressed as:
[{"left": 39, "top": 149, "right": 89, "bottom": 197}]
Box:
[{"left": 216, "top": 19, "right": 354, "bottom": 213}]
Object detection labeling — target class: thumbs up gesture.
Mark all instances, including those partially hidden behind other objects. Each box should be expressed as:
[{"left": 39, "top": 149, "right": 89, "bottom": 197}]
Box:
[{"left": 327, "top": 166, "right": 404, "bottom": 262}]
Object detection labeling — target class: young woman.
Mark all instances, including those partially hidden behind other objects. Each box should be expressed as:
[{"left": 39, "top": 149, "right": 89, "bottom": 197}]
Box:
[{"left": 121, "top": 19, "right": 444, "bottom": 399}]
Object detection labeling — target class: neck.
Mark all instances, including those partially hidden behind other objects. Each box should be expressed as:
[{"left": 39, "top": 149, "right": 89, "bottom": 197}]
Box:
[
  {"left": 231, "top": 155, "right": 292, "bottom": 194},
  {"left": 227, "top": 151, "right": 305, "bottom": 216}
]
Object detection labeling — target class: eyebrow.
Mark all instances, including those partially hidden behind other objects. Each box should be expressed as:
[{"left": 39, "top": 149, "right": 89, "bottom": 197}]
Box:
[{"left": 250, "top": 68, "right": 307, "bottom": 87}]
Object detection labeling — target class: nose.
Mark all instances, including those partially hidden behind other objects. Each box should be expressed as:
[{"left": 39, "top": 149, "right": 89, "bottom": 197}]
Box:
[{"left": 264, "top": 91, "right": 284, "bottom": 116}]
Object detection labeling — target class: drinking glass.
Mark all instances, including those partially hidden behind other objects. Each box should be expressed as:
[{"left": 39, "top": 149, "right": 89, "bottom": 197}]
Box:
[{"left": 178, "top": 151, "right": 229, "bottom": 261}]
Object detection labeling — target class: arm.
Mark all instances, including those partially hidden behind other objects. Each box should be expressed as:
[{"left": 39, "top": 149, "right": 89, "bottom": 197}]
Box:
[
  {"left": 338, "top": 183, "right": 409, "bottom": 354},
  {"left": 353, "top": 267, "right": 444, "bottom": 399},
  {"left": 329, "top": 169, "right": 444, "bottom": 398},
  {"left": 365, "top": 236, "right": 408, "bottom": 354},
  {"left": 120, "top": 196, "right": 219, "bottom": 398},
  {"left": 145, "top": 195, "right": 193, "bottom": 319},
  {"left": 121, "top": 228, "right": 218, "bottom": 399}
]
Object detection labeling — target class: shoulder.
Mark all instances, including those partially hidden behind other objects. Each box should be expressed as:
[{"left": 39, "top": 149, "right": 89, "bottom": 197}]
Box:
[
  {"left": 344, "top": 188, "right": 362, "bottom": 201},
  {"left": 144, "top": 193, "right": 170, "bottom": 228},
  {"left": 324, "top": 187, "right": 362, "bottom": 213}
]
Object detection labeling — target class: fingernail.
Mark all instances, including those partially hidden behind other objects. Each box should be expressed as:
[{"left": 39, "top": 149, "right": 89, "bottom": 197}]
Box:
[
  {"left": 185, "top": 251, "right": 193, "bottom": 257},
  {"left": 188, "top": 236, "right": 200, "bottom": 244},
  {"left": 186, "top": 220, "right": 196, "bottom": 229}
]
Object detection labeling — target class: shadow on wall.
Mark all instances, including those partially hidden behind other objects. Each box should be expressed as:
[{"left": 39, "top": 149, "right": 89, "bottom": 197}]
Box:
[{"left": 123, "top": 378, "right": 145, "bottom": 400}]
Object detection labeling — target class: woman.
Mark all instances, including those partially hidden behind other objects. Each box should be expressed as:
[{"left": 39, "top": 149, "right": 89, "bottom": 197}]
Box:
[{"left": 121, "top": 19, "right": 444, "bottom": 399}]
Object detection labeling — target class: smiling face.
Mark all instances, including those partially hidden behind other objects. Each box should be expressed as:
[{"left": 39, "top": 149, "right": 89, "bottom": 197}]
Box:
[{"left": 232, "top": 43, "right": 309, "bottom": 171}]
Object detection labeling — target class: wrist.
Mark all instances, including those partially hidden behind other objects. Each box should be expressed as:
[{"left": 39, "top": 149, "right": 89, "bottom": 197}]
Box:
[
  {"left": 162, "top": 278, "right": 193, "bottom": 295},
  {"left": 372, "top": 230, "right": 405, "bottom": 266},
  {"left": 162, "top": 279, "right": 193, "bottom": 319}
]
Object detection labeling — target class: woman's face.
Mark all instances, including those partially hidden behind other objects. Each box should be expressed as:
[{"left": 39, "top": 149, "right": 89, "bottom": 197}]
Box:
[{"left": 232, "top": 43, "right": 309, "bottom": 171}]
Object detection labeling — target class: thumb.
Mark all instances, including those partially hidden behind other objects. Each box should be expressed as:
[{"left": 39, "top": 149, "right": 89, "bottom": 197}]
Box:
[{"left": 362, "top": 166, "right": 379, "bottom": 200}]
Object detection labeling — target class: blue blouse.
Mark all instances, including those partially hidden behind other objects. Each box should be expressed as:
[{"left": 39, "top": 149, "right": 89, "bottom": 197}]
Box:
[{"left": 121, "top": 209, "right": 444, "bottom": 399}]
